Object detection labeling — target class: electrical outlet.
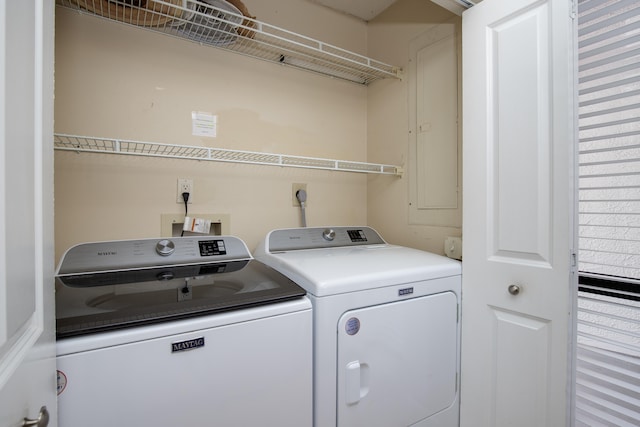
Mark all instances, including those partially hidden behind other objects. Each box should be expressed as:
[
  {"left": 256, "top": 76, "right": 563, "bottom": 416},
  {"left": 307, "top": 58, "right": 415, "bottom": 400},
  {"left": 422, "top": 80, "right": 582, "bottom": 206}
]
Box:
[
  {"left": 292, "top": 183, "right": 307, "bottom": 207},
  {"left": 177, "top": 178, "right": 193, "bottom": 203},
  {"left": 444, "top": 236, "right": 462, "bottom": 260},
  {"left": 177, "top": 283, "right": 192, "bottom": 301}
]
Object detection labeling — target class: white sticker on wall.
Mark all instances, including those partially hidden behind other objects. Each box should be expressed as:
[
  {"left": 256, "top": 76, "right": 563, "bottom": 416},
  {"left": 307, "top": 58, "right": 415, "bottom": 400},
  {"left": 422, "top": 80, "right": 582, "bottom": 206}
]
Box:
[{"left": 192, "top": 111, "right": 217, "bottom": 137}]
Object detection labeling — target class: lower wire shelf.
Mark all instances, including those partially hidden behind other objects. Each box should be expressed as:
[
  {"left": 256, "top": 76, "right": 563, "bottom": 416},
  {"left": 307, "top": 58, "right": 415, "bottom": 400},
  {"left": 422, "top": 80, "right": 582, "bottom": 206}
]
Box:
[{"left": 54, "top": 134, "right": 403, "bottom": 176}]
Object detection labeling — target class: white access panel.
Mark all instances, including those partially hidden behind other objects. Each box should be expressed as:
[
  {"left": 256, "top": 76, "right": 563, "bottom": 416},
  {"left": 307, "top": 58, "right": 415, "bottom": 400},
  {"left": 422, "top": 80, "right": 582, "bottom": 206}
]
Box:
[{"left": 337, "top": 292, "right": 458, "bottom": 427}]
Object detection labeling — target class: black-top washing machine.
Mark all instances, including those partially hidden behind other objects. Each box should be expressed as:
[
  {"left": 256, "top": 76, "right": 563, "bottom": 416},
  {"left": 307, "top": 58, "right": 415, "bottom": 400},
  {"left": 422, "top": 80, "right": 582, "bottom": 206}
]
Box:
[{"left": 56, "top": 235, "right": 312, "bottom": 427}]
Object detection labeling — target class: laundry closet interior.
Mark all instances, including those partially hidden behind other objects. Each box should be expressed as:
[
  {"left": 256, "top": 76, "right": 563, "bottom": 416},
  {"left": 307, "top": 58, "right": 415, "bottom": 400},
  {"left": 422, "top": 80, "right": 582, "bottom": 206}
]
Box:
[{"left": 53, "top": 0, "right": 462, "bottom": 261}]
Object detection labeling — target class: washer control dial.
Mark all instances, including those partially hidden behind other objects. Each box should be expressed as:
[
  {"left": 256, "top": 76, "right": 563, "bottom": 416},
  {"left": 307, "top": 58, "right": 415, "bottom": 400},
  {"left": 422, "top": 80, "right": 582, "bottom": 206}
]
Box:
[
  {"left": 155, "top": 239, "right": 175, "bottom": 256},
  {"left": 322, "top": 228, "right": 336, "bottom": 241}
]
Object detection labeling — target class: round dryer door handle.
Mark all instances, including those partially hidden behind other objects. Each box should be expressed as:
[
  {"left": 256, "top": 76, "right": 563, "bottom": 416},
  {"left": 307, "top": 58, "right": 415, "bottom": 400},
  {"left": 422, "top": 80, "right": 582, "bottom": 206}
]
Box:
[{"left": 508, "top": 284, "right": 522, "bottom": 295}]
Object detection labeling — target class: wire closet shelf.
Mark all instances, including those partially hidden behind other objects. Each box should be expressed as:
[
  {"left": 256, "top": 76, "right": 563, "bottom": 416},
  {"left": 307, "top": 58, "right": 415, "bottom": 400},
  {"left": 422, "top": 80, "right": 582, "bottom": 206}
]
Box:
[
  {"left": 56, "top": 0, "right": 401, "bottom": 85},
  {"left": 54, "top": 134, "right": 403, "bottom": 176}
]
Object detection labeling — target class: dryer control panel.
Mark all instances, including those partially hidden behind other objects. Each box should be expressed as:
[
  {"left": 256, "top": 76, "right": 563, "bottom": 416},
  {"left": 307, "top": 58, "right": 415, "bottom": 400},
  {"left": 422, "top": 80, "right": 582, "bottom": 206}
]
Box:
[{"left": 266, "top": 226, "right": 386, "bottom": 252}]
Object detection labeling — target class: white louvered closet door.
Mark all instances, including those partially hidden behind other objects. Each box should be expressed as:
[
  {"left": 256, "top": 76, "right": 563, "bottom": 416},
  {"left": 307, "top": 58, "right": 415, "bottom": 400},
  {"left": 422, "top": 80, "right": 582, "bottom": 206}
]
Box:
[{"left": 576, "top": 0, "right": 640, "bottom": 425}]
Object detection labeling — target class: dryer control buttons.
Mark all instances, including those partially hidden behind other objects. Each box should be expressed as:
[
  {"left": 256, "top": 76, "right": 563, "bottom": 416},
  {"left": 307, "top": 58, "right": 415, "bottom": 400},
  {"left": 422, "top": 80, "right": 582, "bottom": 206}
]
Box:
[
  {"left": 155, "top": 239, "right": 176, "bottom": 256},
  {"left": 322, "top": 228, "right": 336, "bottom": 241},
  {"left": 347, "top": 229, "right": 368, "bottom": 242}
]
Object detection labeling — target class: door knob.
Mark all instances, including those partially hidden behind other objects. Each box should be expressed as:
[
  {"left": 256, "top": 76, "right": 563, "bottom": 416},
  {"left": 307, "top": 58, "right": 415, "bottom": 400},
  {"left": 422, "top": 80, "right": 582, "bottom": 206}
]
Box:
[
  {"left": 22, "top": 406, "right": 49, "bottom": 427},
  {"left": 508, "top": 284, "right": 521, "bottom": 295}
]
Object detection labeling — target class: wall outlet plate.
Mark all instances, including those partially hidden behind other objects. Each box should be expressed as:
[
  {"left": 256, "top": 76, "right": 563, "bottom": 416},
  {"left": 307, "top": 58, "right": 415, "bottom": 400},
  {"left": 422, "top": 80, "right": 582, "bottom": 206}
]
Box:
[
  {"left": 177, "top": 178, "right": 193, "bottom": 203},
  {"left": 177, "top": 284, "right": 192, "bottom": 301},
  {"left": 444, "top": 236, "right": 462, "bottom": 260}
]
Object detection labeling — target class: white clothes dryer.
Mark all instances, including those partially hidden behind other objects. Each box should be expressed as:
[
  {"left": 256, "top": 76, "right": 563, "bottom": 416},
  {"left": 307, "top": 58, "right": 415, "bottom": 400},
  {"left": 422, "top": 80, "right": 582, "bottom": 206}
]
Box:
[{"left": 254, "top": 226, "right": 462, "bottom": 427}]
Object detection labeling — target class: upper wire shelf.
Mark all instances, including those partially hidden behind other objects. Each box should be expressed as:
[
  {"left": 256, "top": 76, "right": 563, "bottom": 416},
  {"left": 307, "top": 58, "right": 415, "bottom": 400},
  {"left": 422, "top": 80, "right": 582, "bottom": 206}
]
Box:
[
  {"left": 54, "top": 134, "right": 403, "bottom": 176},
  {"left": 56, "top": 0, "right": 401, "bottom": 85}
]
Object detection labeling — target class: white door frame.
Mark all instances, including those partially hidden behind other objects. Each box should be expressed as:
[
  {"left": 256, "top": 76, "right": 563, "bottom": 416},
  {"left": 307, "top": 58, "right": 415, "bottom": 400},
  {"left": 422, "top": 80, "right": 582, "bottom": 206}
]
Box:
[{"left": 0, "top": 1, "right": 56, "bottom": 425}]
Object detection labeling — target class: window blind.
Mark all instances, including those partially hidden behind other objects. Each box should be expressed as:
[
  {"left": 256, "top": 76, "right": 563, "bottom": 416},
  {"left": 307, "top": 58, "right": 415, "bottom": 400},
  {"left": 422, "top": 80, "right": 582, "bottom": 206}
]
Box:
[
  {"left": 576, "top": 275, "right": 640, "bottom": 427},
  {"left": 577, "top": 1, "right": 640, "bottom": 426},
  {"left": 578, "top": 0, "right": 640, "bottom": 280}
]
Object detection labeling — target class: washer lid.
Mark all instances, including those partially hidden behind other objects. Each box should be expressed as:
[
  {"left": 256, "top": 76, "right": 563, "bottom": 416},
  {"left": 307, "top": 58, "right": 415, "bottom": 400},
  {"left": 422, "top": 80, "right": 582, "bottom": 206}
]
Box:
[
  {"left": 254, "top": 227, "right": 461, "bottom": 297},
  {"left": 55, "top": 259, "right": 306, "bottom": 338},
  {"left": 55, "top": 236, "right": 306, "bottom": 339}
]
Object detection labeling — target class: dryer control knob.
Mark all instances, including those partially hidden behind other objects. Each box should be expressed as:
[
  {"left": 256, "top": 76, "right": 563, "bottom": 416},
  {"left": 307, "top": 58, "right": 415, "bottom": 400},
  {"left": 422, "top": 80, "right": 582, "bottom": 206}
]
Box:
[
  {"left": 322, "top": 228, "right": 336, "bottom": 241},
  {"left": 156, "top": 239, "right": 175, "bottom": 256}
]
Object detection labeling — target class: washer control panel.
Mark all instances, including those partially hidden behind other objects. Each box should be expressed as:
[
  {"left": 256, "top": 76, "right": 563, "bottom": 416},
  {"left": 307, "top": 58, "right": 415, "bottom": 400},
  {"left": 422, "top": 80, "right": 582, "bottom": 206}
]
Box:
[
  {"left": 198, "top": 239, "right": 227, "bottom": 256},
  {"left": 266, "top": 226, "right": 386, "bottom": 252},
  {"left": 57, "top": 236, "right": 249, "bottom": 275}
]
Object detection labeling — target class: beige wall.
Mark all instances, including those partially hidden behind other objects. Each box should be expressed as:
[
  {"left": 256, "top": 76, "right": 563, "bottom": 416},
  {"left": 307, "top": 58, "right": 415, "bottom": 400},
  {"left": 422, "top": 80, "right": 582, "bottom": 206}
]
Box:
[
  {"left": 53, "top": 0, "right": 458, "bottom": 263},
  {"left": 367, "top": 0, "right": 461, "bottom": 254}
]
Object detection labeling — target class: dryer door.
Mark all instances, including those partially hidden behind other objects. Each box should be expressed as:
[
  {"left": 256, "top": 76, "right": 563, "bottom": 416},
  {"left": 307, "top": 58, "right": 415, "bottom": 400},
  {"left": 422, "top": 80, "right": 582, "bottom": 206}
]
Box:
[{"left": 337, "top": 291, "right": 459, "bottom": 427}]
